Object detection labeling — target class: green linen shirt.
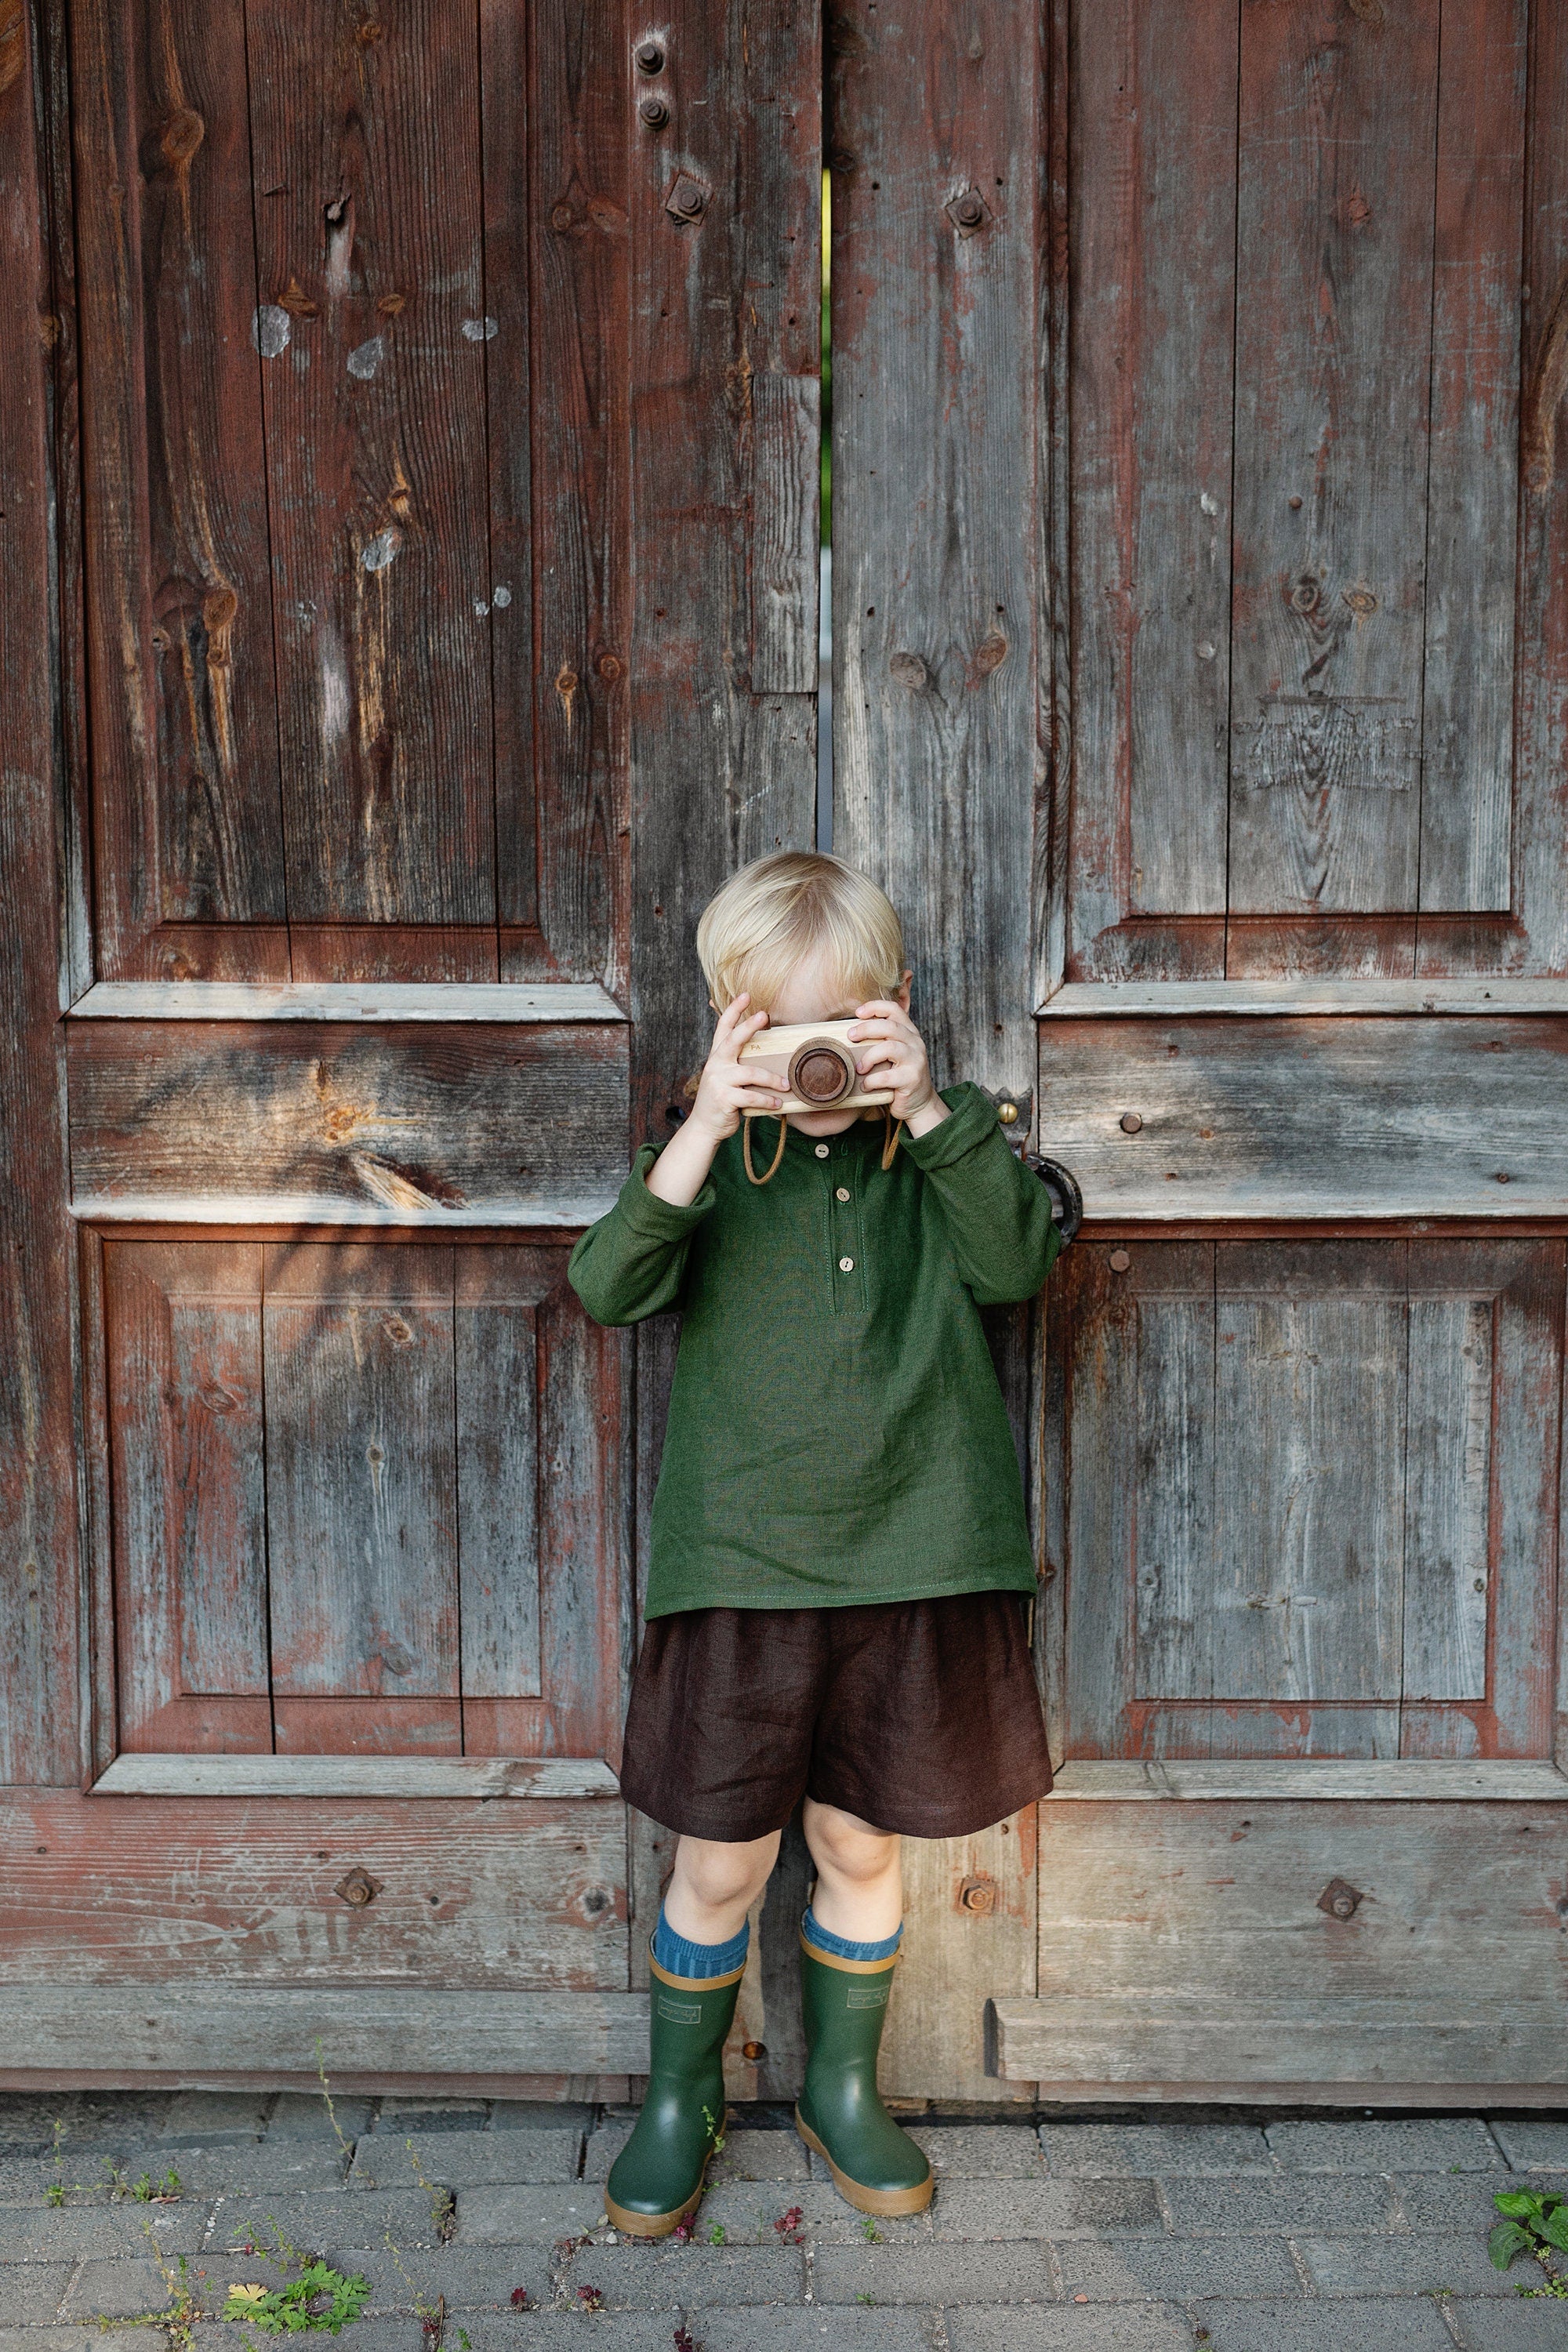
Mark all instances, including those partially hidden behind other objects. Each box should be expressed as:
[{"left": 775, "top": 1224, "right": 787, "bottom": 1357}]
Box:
[{"left": 568, "top": 1081, "right": 1062, "bottom": 1618}]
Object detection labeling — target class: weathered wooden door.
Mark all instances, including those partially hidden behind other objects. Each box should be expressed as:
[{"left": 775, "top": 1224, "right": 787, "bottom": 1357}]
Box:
[
  {"left": 5, "top": 0, "right": 1566, "bottom": 2107},
  {"left": 818, "top": 0, "right": 1568, "bottom": 2100},
  {"left": 0, "top": 0, "right": 818, "bottom": 2085}
]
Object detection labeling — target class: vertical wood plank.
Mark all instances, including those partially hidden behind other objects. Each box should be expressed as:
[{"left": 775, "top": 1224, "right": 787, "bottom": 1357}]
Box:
[
  {"left": 247, "top": 0, "right": 495, "bottom": 931},
  {"left": 1469, "top": 1240, "right": 1562, "bottom": 1759},
  {"left": 1132, "top": 1272, "right": 1217, "bottom": 1713},
  {"left": 105, "top": 1243, "right": 271, "bottom": 1752},
  {"left": 1064, "top": 2, "right": 1237, "bottom": 982},
  {"left": 454, "top": 1247, "right": 554, "bottom": 1704},
  {"left": 1060, "top": 1245, "right": 1142, "bottom": 1759},
  {"left": 495, "top": 0, "right": 632, "bottom": 989},
  {"left": 1503, "top": 0, "right": 1568, "bottom": 977},
  {"left": 0, "top": 0, "right": 82, "bottom": 1784},
  {"left": 830, "top": 0, "right": 1044, "bottom": 1087},
  {"left": 1403, "top": 1291, "right": 1492, "bottom": 1703},
  {"left": 628, "top": 0, "right": 819, "bottom": 1142},
  {"left": 880, "top": 1810, "right": 1036, "bottom": 2106},
  {"left": 263, "top": 1243, "right": 459, "bottom": 1747},
  {"left": 69, "top": 0, "right": 289, "bottom": 978},
  {"left": 1210, "top": 1245, "right": 1407, "bottom": 1706},
  {"left": 1227, "top": 0, "right": 1439, "bottom": 929},
  {"left": 1416, "top": 0, "right": 1526, "bottom": 921}
]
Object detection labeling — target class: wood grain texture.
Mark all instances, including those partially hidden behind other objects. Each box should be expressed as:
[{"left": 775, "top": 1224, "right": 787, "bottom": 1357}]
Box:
[
  {"left": 1048, "top": 1759, "right": 1568, "bottom": 1800},
  {"left": 1040, "top": 978, "right": 1568, "bottom": 1017},
  {"left": 880, "top": 1810, "right": 1036, "bottom": 2106},
  {"left": 993, "top": 1999, "right": 1568, "bottom": 2087},
  {"left": 69, "top": 0, "right": 288, "bottom": 978},
  {"left": 0, "top": 1789, "right": 629, "bottom": 1990},
  {"left": 1064, "top": 0, "right": 1236, "bottom": 978},
  {"left": 831, "top": 0, "right": 1045, "bottom": 1088},
  {"left": 92, "top": 1754, "right": 621, "bottom": 1798},
  {"left": 71, "top": 982, "right": 626, "bottom": 1021},
  {"left": 0, "top": 1984, "right": 648, "bottom": 2075},
  {"left": 0, "top": 0, "right": 83, "bottom": 1786},
  {"left": 503, "top": 0, "right": 630, "bottom": 988},
  {"left": 245, "top": 0, "right": 495, "bottom": 931},
  {"left": 1418, "top": 0, "right": 1526, "bottom": 916},
  {"left": 628, "top": 0, "right": 819, "bottom": 1145},
  {"left": 67, "top": 1019, "right": 629, "bottom": 1216},
  {"left": 1036, "top": 1015, "right": 1568, "bottom": 1219},
  {"left": 1227, "top": 0, "right": 1437, "bottom": 916},
  {"left": 104, "top": 1242, "right": 270, "bottom": 1752},
  {"left": 454, "top": 1250, "right": 554, "bottom": 1703},
  {"left": 1052, "top": 1240, "right": 1563, "bottom": 1764}
]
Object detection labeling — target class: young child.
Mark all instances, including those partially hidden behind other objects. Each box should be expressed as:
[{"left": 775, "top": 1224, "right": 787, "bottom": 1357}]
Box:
[{"left": 568, "top": 851, "right": 1060, "bottom": 2234}]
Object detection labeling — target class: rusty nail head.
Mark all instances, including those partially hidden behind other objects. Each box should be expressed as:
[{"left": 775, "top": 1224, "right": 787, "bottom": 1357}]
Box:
[
  {"left": 1316, "top": 1877, "right": 1366, "bottom": 1922},
  {"left": 1120, "top": 1111, "right": 1142, "bottom": 1134},
  {"left": 334, "top": 1866, "right": 382, "bottom": 1907},
  {"left": 638, "top": 94, "right": 669, "bottom": 128},
  {"left": 1109, "top": 1250, "right": 1131, "bottom": 1272},
  {"left": 634, "top": 38, "right": 664, "bottom": 72},
  {"left": 742, "top": 2040, "right": 767, "bottom": 2062},
  {"left": 959, "top": 1873, "right": 997, "bottom": 1915},
  {"left": 666, "top": 174, "right": 708, "bottom": 222},
  {"left": 829, "top": 147, "right": 858, "bottom": 174},
  {"left": 948, "top": 187, "right": 990, "bottom": 237}
]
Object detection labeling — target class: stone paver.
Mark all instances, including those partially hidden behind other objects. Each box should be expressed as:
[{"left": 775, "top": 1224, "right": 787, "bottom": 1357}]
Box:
[
  {"left": 814, "top": 2242, "right": 1057, "bottom": 2304},
  {"left": 556, "top": 2239, "right": 804, "bottom": 2308},
  {"left": 1189, "top": 2298, "right": 1457, "bottom": 2350},
  {"left": 1039, "top": 2122, "right": 1274, "bottom": 2177},
  {"left": 1486, "top": 2118, "right": 1568, "bottom": 2172},
  {"left": 1266, "top": 2117, "right": 1506, "bottom": 2172},
  {"left": 909, "top": 2128, "right": 1045, "bottom": 2180},
  {"left": 1449, "top": 2301, "right": 1568, "bottom": 2349},
  {"left": 1054, "top": 2233, "right": 1302, "bottom": 2302},
  {"left": 451, "top": 2183, "right": 612, "bottom": 2243},
  {"left": 0, "top": 2264, "right": 72, "bottom": 2321},
  {"left": 349, "top": 2129, "right": 583, "bottom": 2190},
  {"left": 1298, "top": 2231, "right": 1547, "bottom": 2298},
  {"left": 932, "top": 2180, "right": 1162, "bottom": 2240},
  {"left": 5, "top": 2090, "right": 1566, "bottom": 2350},
  {"left": 946, "top": 2310, "right": 1192, "bottom": 2351},
  {"left": 1160, "top": 2172, "right": 1399, "bottom": 2233}
]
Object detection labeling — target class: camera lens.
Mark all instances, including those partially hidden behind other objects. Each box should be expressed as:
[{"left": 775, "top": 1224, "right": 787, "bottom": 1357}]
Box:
[{"left": 791, "top": 1044, "right": 852, "bottom": 1103}]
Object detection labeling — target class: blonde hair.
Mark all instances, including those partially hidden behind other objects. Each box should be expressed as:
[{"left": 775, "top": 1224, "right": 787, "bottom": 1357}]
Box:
[{"left": 695, "top": 851, "right": 905, "bottom": 1014}]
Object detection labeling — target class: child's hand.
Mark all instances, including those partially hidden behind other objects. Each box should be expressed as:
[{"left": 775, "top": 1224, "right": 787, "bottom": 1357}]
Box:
[
  {"left": 688, "top": 993, "right": 786, "bottom": 1142},
  {"left": 849, "top": 1001, "right": 938, "bottom": 1123}
]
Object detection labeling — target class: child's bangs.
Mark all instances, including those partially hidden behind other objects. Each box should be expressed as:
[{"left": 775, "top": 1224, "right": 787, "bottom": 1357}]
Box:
[{"left": 699, "top": 852, "right": 904, "bottom": 1013}]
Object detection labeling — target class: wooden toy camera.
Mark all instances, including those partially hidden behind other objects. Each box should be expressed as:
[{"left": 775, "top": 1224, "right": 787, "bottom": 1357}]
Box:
[{"left": 737, "top": 1020, "right": 895, "bottom": 1115}]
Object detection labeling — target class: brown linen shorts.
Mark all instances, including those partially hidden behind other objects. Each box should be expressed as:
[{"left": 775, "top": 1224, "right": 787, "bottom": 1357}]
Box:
[{"left": 617, "top": 1588, "right": 1053, "bottom": 1842}]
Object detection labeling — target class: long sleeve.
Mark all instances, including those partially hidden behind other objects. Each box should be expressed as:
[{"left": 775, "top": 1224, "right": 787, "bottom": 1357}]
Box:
[
  {"left": 900, "top": 1083, "right": 1063, "bottom": 1306},
  {"left": 568, "top": 1142, "right": 717, "bottom": 1327}
]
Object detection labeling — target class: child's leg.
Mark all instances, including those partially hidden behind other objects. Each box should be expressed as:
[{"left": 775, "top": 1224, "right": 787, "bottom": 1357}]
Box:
[
  {"left": 800, "top": 1800, "right": 901, "bottom": 1942},
  {"left": 663, "top": 1829, "right": 779, "bottom": 1945}
]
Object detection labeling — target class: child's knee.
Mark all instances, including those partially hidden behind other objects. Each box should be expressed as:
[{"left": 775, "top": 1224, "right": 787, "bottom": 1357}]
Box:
[
  {"left": 672, "top": 1831, "right": 776, "bottom": 1911},
  {"left": 804, "top": 1801, "right": 899, "bottom": 1881}
]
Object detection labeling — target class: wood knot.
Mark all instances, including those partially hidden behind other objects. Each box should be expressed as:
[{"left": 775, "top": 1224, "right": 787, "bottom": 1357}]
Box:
[
  {"left": 971, "top": 627, "right": 1009, "bottom": 681},
  {"left": 890, "top": 651, "right": 928, "bottom": 694},
  {"left": 160, "top": 108, "right": 204, "bottom": 167},
  {"left": 277, "top": 277, "right": 319, "bottom": 319}
]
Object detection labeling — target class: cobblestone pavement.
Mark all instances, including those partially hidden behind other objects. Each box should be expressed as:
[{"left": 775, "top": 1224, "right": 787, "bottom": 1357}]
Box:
[{"left": 0, "top": 2092, "right": 1563, "bottom": 2350}]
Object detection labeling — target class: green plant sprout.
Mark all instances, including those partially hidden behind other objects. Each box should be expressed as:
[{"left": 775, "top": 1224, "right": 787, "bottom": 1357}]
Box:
[{"left": 1490, "top": 2188, "right": 1568, "bottom": 2298}]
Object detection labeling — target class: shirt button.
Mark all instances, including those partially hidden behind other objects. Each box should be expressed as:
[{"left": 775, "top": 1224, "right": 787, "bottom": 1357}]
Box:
[
  {"left": 814, "top": 1143, "right": 830, "bottom": 1159},
  {"left": 835, "top": 1186, "right": 851, "bottom": 1202},
  {"left": 839, "top": 1256, "right": 855, "bottom": 1272}
]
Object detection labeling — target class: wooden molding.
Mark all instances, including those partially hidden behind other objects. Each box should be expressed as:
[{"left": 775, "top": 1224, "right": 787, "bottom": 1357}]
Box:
[
  {"left": 1047, "top": 1760, "right": 1568, "bottom": 1801},
  {"left": 68, "top": 982, "right": 627, "bottom": 1023},
  {"left": 0, "top": 1986, "right": 649, "bottom": 2075},
  {"left": 1038, "top": 979, "right": 1568, "bottom": 1018},
  {"left": 91, "top": 1755, "right": 622, "bottom": 1800},
  {"left": 70, "top": 1195, "right": 619, "bottom": 1229},
  {"left": 989, "top": 1997, "right": 1568, "bottom": 2086}
]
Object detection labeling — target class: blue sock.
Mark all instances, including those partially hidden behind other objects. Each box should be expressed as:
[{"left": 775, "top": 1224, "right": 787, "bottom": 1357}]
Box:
[
  {"left": 652, "top": 1903, "right": 750, "bottom": 1980},
  {"left": 802, "top": 1904, "right": 902, "bottom": 1963}
]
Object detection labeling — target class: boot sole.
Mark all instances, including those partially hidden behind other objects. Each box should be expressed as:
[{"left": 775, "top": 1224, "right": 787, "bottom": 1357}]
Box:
[
  {"left": 793, "top": 2107, "right": 935, "bottom": 2216},
  {"left": 603, "top": 2134, "right": 722, "bottom": 2240}
]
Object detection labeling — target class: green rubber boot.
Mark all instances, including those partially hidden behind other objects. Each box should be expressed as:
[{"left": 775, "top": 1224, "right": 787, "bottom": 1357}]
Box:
[
  {"left": 793, "top": 1928, "right": 933, "bottom": 2216},
  {"left": 604, "top": 1943, "right": 744, "bottom": 2238}
]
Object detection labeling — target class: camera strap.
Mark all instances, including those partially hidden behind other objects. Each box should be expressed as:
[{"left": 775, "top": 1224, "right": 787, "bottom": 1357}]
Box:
[{"left": 742, "top": 1108, "right": 906, "bottom": 1186}]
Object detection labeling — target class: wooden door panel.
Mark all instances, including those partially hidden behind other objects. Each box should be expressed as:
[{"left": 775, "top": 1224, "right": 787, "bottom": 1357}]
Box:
[
  {"left": 1059, "top": 0, "right": 1551, "bottom": 985},
  {"left": 67, "top": 1015, "right": 628, "bottom": 1221},
  {"left": 1054, "top": 1237, "right": 1563, "bottom": 1762},
  {"left": 102, "top": 1236, "right": 628, "bottom": 1762},
  {"left": 69, "top": 0, "right": 635, "bottom": 985}
]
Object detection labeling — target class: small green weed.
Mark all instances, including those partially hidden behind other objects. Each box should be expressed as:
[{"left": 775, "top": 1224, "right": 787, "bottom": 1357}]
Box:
[
  {"left": 1490, "top": 2188, "right": 1568, "bottom": 2297},
  {"left": 701, "top": 2104, "right": 727, "bottom": 2157},
  {"left": 858, "top": 2214, "right": 881, "bottom": 2243},
  {"left": 223, "top": 2258, "right": 370, "bottom": 2335},
  {"left": 706, "top": 2220, "right": 727, "bottom": 2245}
]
